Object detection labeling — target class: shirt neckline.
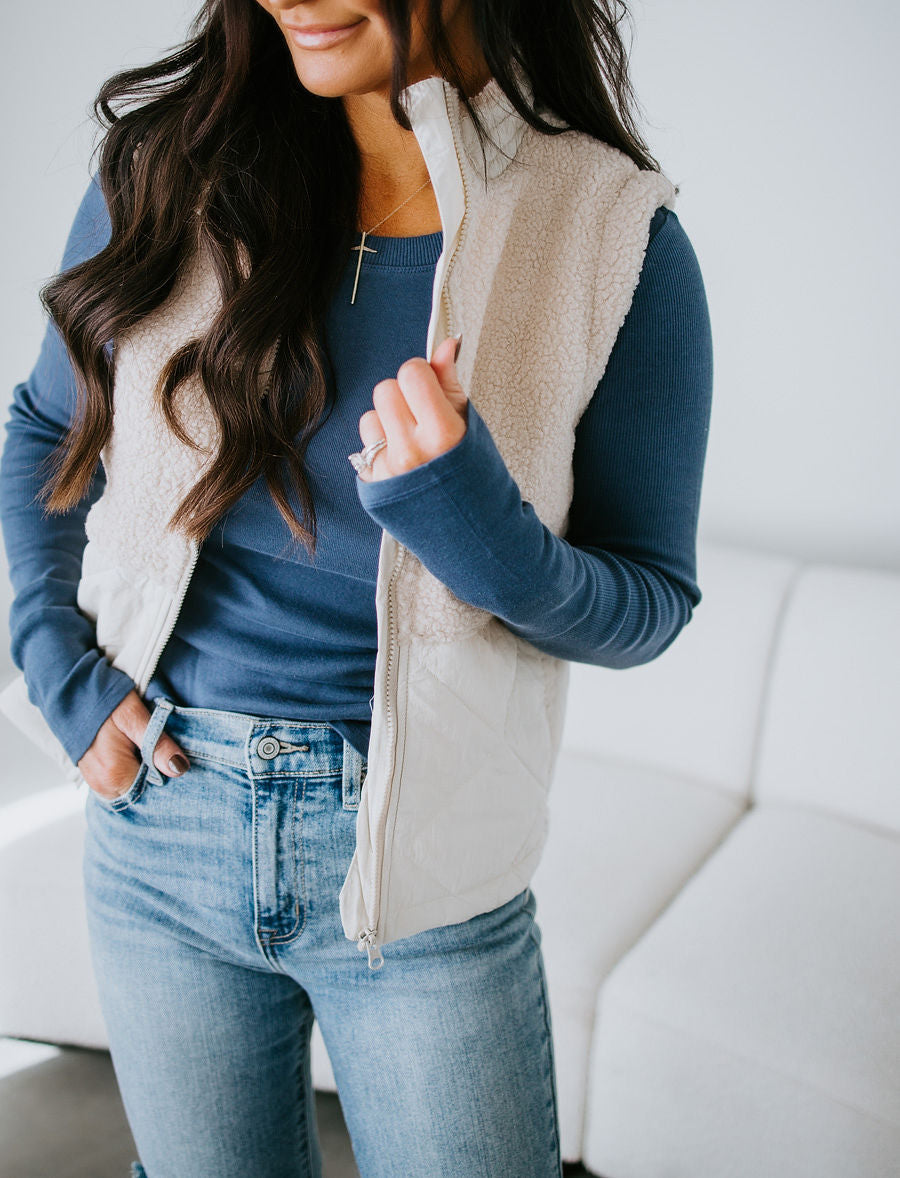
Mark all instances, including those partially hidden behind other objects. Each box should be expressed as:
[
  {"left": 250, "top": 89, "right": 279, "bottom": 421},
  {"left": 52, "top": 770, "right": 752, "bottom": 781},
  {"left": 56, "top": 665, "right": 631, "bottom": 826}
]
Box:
[{"left": 351, "top": 229, "right": 443, "bottom": 269}]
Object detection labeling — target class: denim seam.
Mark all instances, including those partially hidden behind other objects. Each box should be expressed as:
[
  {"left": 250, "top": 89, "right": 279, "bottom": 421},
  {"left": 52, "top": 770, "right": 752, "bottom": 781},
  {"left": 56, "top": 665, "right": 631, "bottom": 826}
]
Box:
[
  {"left": 251, "top": 777, "right": 264, "bottom": 952},
  {"left": 297, "top": 1013, "right": 315, "bottom": 1173},
  {"left": 168, "top": 705, "right": 334, "bottom": 728},
  {"left": 267, "top": 773, "right": 308, "bottom": 945},
  {"left": 250, "top": 769, "right": 343, "bottom": 781},
  {"left": 164, "top": 748, "right": 243, "bottom": 770},
  {"left": 528, "top": 923, "right": 563, "bottom": 1175},
  {"left": 176, "top": 747, "right": 342, "bottom": 778}
]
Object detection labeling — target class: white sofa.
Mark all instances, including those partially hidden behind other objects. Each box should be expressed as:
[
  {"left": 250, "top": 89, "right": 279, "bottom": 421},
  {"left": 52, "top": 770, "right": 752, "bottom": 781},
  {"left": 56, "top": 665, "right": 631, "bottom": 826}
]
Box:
[{"left": 1, "top": 538, "right": 898, "bottom": 1176}]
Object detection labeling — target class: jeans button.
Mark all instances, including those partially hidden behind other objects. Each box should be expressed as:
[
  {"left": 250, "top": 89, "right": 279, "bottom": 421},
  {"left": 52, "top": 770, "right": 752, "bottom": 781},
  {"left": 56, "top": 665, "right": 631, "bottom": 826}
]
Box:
[{"left": 256, "top": 736, "right": 281, "bottom": 760}]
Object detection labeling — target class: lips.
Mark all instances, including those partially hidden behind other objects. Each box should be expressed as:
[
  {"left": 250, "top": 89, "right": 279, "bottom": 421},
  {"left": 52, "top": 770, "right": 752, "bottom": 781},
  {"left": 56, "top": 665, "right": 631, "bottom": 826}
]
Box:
[
  {"left": 283, "top": 18, "right": 365, "bottom": 49},
  {"left": 286, "top": 21, "right": 361, "bottom": 34}
]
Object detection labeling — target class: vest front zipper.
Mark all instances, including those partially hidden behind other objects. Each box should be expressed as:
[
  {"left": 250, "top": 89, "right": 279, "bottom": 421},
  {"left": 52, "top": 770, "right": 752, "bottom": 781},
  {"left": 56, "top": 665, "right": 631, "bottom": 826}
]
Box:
[
  {"left": 355, "top": 88, "right": 470, "bottom": 971},
  {"left": 356, "top": 925, "right": 383, "bottom": 970},
  {"left": 356, "top": 532, "right": 405, "bottom": 971}
]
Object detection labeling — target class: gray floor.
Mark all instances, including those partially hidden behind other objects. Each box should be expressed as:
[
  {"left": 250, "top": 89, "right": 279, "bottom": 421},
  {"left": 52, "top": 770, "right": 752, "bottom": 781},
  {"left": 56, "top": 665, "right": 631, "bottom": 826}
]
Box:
[
  {"left": 0, "top": 1045, "right": 360, "bottom": 1178},
  {"left": 0, "top": 1044, "right": 595, "bottom": 1177}
]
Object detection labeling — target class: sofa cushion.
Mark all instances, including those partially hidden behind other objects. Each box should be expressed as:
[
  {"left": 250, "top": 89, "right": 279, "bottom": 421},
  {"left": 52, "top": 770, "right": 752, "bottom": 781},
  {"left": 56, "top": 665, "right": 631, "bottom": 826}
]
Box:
[
  {"left": 532, "top": 750, "right": 746, "bottom": 1160},
  {"left": 0, "top": 797, "right": 109, "bottom": 1049},
  {"left": 753, "top": 564, "right": 900, "bottom": 835},
  {"left": 584, "top": 804, "right": 900, "bottom": 1177},
  {"left": 562, "top": 542, "right": 798, "bottom": 798}
]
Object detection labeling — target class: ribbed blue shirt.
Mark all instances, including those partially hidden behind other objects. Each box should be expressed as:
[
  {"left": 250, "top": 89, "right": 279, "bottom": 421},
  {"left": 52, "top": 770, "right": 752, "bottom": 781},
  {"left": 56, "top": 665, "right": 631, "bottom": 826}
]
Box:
[{"left": 0, "top": 176, "right": 712, "bottom": 764}]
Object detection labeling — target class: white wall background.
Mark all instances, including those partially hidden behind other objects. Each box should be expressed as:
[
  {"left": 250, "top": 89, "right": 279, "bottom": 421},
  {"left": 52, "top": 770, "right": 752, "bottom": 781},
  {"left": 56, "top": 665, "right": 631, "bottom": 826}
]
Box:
[
  {"left": 1, "top": 0, "right": 898, "bottom": 579},
  {"left": 629, "top": 0, "right": 899, "bottom": 570},
  {"left": 1, "top": 0, "right": 199, "bottom": 384}
]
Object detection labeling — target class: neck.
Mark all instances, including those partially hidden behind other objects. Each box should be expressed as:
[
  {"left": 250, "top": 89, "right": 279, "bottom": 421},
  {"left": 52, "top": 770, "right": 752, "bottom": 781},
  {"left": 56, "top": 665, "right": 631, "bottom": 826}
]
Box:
[
  {"left": 342, "top": 17, "right": 491, "bottom": 235},
  {"left": 344, "top": 93, "right": 432, "bottom": 205}
]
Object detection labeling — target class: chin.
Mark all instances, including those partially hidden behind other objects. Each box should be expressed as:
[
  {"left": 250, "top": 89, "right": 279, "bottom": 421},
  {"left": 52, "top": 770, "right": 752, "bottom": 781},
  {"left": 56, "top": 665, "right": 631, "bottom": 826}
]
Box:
[{"left": 288, "top": 57, "right": 386, "bottom": 100}]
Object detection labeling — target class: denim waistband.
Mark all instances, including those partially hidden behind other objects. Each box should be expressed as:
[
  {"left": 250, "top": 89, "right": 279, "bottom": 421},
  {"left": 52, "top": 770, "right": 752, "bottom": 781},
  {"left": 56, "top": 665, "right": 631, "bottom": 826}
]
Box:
[{"left": 147, "top": 697, "right": 359, "bottom": 781}]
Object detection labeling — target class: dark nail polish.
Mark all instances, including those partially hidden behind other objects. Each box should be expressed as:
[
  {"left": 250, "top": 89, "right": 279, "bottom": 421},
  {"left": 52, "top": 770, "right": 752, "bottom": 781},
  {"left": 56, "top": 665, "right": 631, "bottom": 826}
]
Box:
[
  {"left": 453, "top": 332, "right": 463, "bottom": 363},
  {"left": 168, "top": 753, "right": 189, "bottom": 776}
]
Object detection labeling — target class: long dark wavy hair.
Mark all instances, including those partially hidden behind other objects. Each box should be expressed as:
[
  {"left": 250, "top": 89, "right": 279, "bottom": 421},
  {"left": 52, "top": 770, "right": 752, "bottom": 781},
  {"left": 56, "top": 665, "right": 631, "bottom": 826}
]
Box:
[{"left": 41, "top": 0, "right": 661, "bottom": 554}]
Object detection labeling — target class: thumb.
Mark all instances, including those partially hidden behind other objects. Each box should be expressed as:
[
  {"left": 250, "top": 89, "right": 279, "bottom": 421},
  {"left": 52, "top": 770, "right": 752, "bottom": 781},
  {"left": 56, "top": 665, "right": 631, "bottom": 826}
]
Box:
[{"left": 430, "top": 333, "right": 468, "bottom": 418}]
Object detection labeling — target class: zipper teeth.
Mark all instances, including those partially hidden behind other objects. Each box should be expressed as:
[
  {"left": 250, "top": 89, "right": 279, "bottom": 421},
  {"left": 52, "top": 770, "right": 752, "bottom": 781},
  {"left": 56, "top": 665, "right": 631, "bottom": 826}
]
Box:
[
  {"left": 441, "top": 87, "right": 471, "bottom": 338},
  {"left": 136, "top": 539, "right": 200, "bottom": 692},
  {"left": 360, "top": 536, "right": 404, "bottom": 948}
]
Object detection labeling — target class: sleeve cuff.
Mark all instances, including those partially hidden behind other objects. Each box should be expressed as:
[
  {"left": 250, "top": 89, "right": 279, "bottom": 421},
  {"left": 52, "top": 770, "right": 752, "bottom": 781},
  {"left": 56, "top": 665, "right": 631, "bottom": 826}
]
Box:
[{"left": 355, "top": 401, "right": 484, "bottom": 509}]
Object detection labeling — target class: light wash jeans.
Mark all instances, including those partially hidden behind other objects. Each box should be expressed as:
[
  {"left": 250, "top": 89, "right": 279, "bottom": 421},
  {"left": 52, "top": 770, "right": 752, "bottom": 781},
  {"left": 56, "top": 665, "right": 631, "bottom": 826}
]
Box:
[{"left": 82, "top": 697, "right": 563, "bottom": 1178}]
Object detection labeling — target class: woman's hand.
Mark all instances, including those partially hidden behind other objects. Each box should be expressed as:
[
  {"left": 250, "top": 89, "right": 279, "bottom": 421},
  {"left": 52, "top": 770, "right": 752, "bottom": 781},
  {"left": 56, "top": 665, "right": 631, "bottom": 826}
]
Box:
[
  {"left": 77, "top": 689, "right": 189, "bottom": 800},
  {"left": 355, "top": 334, "right": 467, "bottom": 482}
]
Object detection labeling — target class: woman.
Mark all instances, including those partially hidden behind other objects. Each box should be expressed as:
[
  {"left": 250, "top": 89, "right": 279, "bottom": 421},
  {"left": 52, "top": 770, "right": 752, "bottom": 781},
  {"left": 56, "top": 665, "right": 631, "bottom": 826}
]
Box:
[{"left": 0, "top": 1, "right": 712, "bottom": 1174}]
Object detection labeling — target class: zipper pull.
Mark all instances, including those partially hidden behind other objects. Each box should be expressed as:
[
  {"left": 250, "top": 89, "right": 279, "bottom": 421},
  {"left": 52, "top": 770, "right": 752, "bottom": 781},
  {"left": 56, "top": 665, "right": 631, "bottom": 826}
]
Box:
[{"left": 357, "top": 926, "right": 385, "bottom": 971}]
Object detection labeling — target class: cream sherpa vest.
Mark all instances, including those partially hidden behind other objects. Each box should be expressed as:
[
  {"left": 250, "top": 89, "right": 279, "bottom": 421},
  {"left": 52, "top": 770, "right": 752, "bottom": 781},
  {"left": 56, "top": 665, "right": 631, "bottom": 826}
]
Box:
[{"left": 0, "top": 74, "right": 675, "bottom": 968}]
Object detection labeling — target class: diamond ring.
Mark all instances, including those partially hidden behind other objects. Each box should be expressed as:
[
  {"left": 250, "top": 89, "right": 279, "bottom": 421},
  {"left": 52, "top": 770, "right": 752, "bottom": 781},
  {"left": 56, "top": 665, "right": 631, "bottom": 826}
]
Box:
[{"left": 348, "top": 436, "right": 388, "bottom": 474}]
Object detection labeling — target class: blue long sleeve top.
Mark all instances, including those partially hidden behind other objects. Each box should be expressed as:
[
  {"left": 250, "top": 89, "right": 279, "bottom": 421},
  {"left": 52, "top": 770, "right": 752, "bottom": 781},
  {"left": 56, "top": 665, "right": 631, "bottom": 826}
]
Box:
[{"left": 0, "top": 176, "right": 712, "bottom": 766}]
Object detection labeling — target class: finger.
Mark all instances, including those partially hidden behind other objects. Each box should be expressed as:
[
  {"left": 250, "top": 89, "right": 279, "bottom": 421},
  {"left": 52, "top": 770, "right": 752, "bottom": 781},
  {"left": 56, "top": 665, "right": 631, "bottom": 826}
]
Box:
[
  {"left": 109, "top": 754, "right": 142, "bottom": 797},
  {"left": 372, "top": 378, "right": 417, "bottom": 432},
  {"left": 372, "top": 379, "right": 419, "bottom": 468},
  {"left": 395, "top": 357, "right": 459, "bottom": 435},
  {"left": 356, "top": 408, "right": 388, "bottom": 482},
  {"left": 110, "top": 691, "right": 151, "bottom": 745},
  {"left": 111, "top": 692, "right": 189, "bottom": 777},
  {"left": 358, "top": 407, "right": 386, "bottom": 448},
  {"left": 88, "top": 746, "right": 142, "bottom": 800},
  {"left": 153, "top": 733, "right": 190, "bottom": 778},
  {"left": 429, "top": 334, "right": 468, "bottom": 419},
  {"left": 92, "top": 763, "right": 141, "bottom": 800}
]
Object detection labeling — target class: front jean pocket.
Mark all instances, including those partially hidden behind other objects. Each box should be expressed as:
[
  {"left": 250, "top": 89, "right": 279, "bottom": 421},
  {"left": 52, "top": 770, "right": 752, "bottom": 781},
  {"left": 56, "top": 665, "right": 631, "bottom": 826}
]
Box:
[
  {"left": 88, "top": 695, "right": 175, "bottom": 813},
  {"left": 91, "top": 760, "right": 150, "bottom": 812}
]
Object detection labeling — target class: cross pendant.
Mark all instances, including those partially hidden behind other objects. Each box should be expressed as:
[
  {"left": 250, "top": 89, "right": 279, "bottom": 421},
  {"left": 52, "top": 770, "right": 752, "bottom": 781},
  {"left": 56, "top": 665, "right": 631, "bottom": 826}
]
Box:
[{"left": 350, "top": 230, "right": 377, "bottom": 305}]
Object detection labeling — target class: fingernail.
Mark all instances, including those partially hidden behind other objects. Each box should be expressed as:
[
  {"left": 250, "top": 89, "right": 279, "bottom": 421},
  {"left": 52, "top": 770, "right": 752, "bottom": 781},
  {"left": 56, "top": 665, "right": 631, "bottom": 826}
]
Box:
[
  {"left": 453, "top": 332, "right": 463, "bottom": 363},
  {"left": 168, "top": 753, "right": 189, "bottom": 776}
]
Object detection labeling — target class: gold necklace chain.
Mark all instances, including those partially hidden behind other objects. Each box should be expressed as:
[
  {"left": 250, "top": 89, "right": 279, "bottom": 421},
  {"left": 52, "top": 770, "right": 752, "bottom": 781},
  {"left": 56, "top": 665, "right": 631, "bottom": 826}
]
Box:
[
  {"left": 361, "top": 175, "right": 433, "bottom": 235},
  {"left": 350, "top": 176, "right": 434, "bottom": 305}
]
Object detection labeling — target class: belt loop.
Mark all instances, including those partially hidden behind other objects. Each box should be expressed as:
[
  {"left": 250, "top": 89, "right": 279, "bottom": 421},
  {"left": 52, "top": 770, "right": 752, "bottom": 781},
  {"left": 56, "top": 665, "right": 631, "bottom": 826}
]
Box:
[
  {"left": 341, "top": 740, "right": 366, "bottom": 811},
  {"left": 140, "top": 696, "right": 175, "bottom": 785}
]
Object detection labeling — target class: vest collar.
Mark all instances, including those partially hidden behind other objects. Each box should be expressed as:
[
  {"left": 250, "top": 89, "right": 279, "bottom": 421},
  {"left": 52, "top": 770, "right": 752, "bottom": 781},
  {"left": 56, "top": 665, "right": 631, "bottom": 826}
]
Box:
[
  {"left": 394, "top": 71, "right": 532, "bottom": 357},
  {"left": 398, "top": 70, "right": 532, "bottom": 182}
]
